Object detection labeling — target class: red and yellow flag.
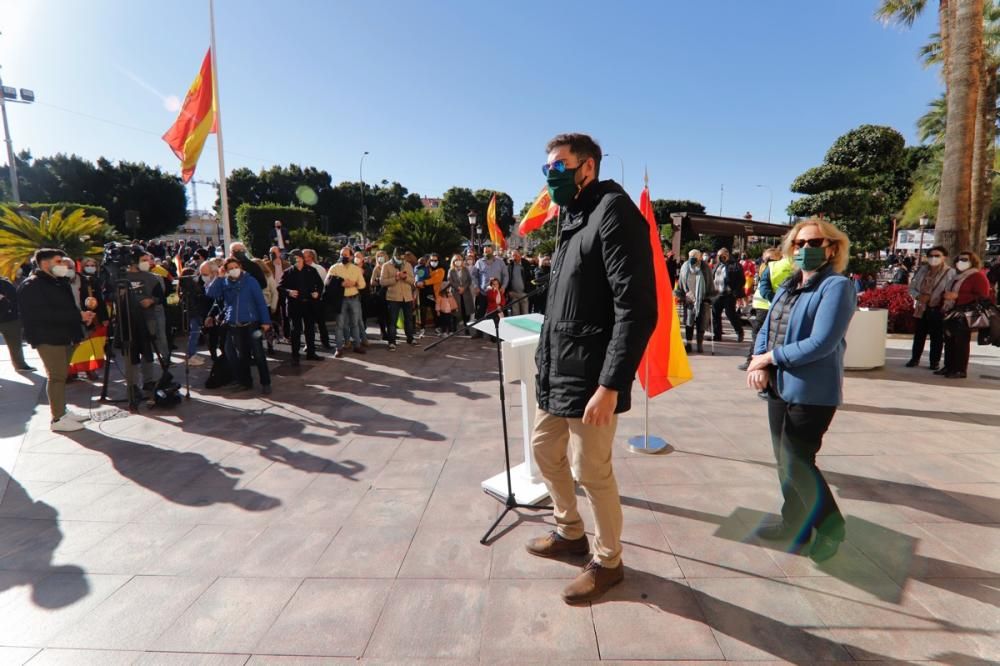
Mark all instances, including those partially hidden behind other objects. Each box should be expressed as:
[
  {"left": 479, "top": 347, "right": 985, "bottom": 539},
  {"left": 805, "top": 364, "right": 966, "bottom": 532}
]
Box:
[
  {"left": 163, "top": 49, "right": 217, "bottom": 183},
  {"left": 486, "top": 193, "right": 507, "bottom": 250},
  {"left": 518, "top": 185, "right": 559, "bottom": 236},
  {"left": 637, "top": 178, "right": 692, "bottom": 397}
]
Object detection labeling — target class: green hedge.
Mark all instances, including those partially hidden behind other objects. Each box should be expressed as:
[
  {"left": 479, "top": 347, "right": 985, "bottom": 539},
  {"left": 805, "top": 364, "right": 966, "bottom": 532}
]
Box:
[
  {"left": 11, "top": 202, "right": 109, "bottom": 222},
  {"left": 235, "top": 203, "right": 316, "bottom": 257}
]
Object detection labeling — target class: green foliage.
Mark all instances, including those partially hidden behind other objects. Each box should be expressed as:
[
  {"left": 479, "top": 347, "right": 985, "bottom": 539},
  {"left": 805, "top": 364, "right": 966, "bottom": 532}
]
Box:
[
  {"left": 289, "top": 227, "right": 334, "bottom": 257},
  {"left": 15, "top": 202, "right": 109, "bottom": 221},
  {"left": 235, "top": 203, "right": 316, "bottom": 257},
  {"left": 900, "top": 181, "right": 938, "bottom": 227},
  {"left": 0, "top": 206, "right": 105, "bottom": 279},
  {"left": 440, "top": 187, "right": 516, "bottom": 237},
  {"left": 787, "top": 188, "right": 886, "bottom": 219},
  {"left": 790, "top": 165, "right": 860, "bottom": 195},
  {"left": 849, "top": 257, "right": 884, "bottom": 278},
  {"left": 650, "top": 199, "right": 706, "bottom": 228},
  {"left": 0, "top": 153, "right": 187, "bottom": 238},
  {"left": 681, "top": 238, "right": 715, "bottom": 258},
  {"left": 824, "top": 125, "right": 906, "bottom": 174},
  {"left": 379, "top": 209, "right": 466, "bottom": 259},
  {"left": 917, "top": 95, "right": 947, "bottom": 145},
  {"left": 534, "top": 238, "right": 557, "bottom": 257}
]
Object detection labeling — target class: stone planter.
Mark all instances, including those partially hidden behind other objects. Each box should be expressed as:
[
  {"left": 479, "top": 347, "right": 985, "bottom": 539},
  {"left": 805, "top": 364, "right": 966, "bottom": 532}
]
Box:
[{"left": 844, "top": 307, "right": 888, "bottom": 370}]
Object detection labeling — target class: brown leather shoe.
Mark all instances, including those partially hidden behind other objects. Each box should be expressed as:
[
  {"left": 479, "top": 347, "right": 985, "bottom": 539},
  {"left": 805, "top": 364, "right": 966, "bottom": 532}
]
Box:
[
  {"left": 353, "top": 345, "right": 366, "bottom": 354},
  {"left": 525, "top": 531, "right": 590, "bottom": 559},
  {"left": 561, "top": 560, "right": 624, "bottom": 605}
]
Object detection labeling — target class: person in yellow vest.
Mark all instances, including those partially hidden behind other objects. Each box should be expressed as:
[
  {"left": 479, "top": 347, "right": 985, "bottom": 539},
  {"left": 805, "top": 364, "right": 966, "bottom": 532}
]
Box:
[{"left": 738, "top": 248, "right": 794, "bottom": 370}]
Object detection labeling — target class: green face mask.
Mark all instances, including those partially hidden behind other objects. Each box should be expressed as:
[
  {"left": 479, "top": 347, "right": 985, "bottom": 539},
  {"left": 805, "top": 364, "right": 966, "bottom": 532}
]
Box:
[
  {"left": 794, "top": 246, "right": 828, "bottom": 271},
  {"left": 546, "top": 167, "right": 580, "bottom": 206}
]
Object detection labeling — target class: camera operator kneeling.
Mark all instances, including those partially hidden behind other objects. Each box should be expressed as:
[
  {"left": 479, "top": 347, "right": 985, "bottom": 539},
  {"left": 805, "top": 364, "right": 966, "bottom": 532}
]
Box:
[
  {"left": 207, "top": 257, "right": 273, "bottom": 394},
  {"left": 17, "top": 249, "right": 95, "bottom": 432}
]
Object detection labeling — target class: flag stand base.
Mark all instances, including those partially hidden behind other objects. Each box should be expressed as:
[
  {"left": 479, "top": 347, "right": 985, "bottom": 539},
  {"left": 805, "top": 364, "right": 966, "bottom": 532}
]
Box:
[{"left": 627, "top": 435, "right": 673, "bottom": 455}]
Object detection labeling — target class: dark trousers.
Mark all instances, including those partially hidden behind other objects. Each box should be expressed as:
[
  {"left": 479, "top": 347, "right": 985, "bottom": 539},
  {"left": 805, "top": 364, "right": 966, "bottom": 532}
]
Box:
[
  {"left": 745, "top": 308, "right": 769, "bottom": 361},
  {"left": 683, "top": 302, "right": 708, "bottom": 344},
  {"left": 309, "top": 301, "right": 329, "bottom": 348},
  {"left": 0, "top": 319, "right": 28, "bottom": 368},
  {"left": 944, "top": 318, "right": 972, "bottom": 374},
  {"left": 207, "top": 324, "right": 224, "bottom": 361},
  {"left": 910, "top": 308, "right": 944, "bottom": 367},
  {"left": 225, "top": 325, "right": 271, "bottom": 388},
  {"left": 386, "top": 300, "right": 415, "bottom": 345},
  {"left": 767, "top": 398, "right": 844, "bottom": 542},
  {"left": 288, "top": 307, "right": 316, "bottom": 359},
  {"left": 712, "top": 293, "right": 744, "bottom": 338},
  {"left": 374, "top": 292, "right": 389, "bottom": 337},
  {"left": 472, "top": 293, "right": 488, "bottom": 338}
]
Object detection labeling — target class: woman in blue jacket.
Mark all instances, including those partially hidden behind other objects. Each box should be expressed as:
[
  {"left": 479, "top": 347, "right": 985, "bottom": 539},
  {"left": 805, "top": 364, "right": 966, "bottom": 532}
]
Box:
[{"left": 746, "top": 218, "right": 856, "bottom": 563}]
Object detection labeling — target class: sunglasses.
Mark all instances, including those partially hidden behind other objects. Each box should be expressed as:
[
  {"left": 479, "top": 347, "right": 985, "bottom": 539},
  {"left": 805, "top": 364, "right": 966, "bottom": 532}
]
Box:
[
  {"left": 791, "top": 238, "right": 829, "bottom": 249},
  {"left": 542, "top": 158, "right": 588, "bottom": 177}
]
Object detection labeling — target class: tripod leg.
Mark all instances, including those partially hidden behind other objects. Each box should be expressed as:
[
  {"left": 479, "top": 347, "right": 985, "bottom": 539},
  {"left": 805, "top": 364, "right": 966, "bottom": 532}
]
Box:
[{"left": 481, "top": 505, "right": 515, "bottom": 545}]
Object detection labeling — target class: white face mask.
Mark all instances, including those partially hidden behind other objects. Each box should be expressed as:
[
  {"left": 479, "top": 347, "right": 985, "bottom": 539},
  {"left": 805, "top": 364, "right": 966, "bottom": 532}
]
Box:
[
  {"left": 138, "top": 261, "right": 151, "bottom": 272},
  {"left": 50, "top": 264, "right": 70, "bottom": 278},
  {"left": 430, "top": 261, "right": 439, "bottom": 268},
  {"left": 228, "top": 268, "right": 242, "bottom": 279},
  {"left": 956, "top": 260, "right": 972, "bottom": 272},
  {"left": 84, "top": 266, "right": 97, "bottom": 275},
  {"left": 928, "top": 256, "right": 943, "bottom": 267},
  {"left": 376, "top": 257, "right": 386, "bottom": 264},
  {"left": 455, "top": 261, "right": 463, "bottom": 268},
  {"left": 215, "top": 249, "right": 224, "bottom": 258}
]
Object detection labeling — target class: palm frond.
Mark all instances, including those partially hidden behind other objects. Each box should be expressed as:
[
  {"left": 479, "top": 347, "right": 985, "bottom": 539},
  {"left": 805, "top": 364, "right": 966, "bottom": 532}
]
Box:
[
  {"left": 0, "top": 205, "right": 105, "bottom": 279},
  {"left": 875, "top": 0, "right": 929, "bottom": 27}
]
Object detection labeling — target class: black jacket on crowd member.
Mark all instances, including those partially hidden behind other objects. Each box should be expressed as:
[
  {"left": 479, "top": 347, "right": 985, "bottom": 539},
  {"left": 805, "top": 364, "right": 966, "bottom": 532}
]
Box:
[
  {"left": 0, "top": 277, "right": 19, "bottom": 323},
  {"left": 535, "top": 180, "right": 657, "bottom": 417},
  {"left": 507, "top": 259, "right": 535, "bottom": 292},
  {"left": 323, "top": 275, "right": 345, "bottom": 319},
  {"left": 278, "top": 266, "right": 325, "bottom": 316},
  {"left": 16, "top": 270, "right": 85, "bottom": 347},
  {"left": 235, "top": 252, "right": 267, "bottom": 289}
]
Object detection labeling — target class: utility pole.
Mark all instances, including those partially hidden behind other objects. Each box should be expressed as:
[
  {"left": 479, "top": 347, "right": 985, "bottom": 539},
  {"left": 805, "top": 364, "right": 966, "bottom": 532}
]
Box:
[
  {"left": 0, "top": 58, "right": 34, "bottom": 203},
  {"left": 719, "top": 184, "right": 724, "bottom": 216}
]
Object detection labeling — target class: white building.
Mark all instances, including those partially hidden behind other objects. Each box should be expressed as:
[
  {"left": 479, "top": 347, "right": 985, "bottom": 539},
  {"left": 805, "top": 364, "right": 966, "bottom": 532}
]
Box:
[
  {"left": 156, "top": 211, "right": 222, "bottom": 246},
  {"left": 895, "top": 228, "right": 936, "bottom": 253}
]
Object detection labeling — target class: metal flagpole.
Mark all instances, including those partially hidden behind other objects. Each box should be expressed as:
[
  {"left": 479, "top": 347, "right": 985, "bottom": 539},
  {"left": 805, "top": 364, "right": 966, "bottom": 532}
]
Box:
[
  {"left": 627, "top": 167, "right": 671, "bottom": 455},
  {"left": 209, "top": 0, "right": 232, "bottom": 252}
]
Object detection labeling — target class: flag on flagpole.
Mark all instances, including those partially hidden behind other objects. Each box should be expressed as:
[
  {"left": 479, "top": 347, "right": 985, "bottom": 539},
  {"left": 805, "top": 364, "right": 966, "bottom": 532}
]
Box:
[
  {"left": 518, "top": 185, "right": 559, "bottom": 236},
  {"left": 637, "top": 173, "right": 692, "bottom": 397},
  {"left": 486, "top": 193, "right": 507, "bottom": 249},
  {"left": 163, "top": 49, "right": 216, "bottom": 183}
]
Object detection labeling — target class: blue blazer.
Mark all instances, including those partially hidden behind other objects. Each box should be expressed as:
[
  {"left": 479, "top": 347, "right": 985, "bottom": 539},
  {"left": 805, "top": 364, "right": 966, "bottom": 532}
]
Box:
[{"left": 754, "top": 269, "right": 856, "bottom": 407}]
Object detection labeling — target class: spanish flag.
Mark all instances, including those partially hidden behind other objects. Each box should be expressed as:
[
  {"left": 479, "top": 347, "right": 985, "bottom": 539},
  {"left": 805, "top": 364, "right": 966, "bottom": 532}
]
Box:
[
  {"left": 163, "top": 49, "right": 216, "bottom": 183},
  {"left": 636, "top": 176, "right": 692, "bottom": 397},
  {"left": 486, "top": 193, "right": 507, "bottom": 250},
  {"left": 518, "top": 186, "right": 559, "bottom": 236}
]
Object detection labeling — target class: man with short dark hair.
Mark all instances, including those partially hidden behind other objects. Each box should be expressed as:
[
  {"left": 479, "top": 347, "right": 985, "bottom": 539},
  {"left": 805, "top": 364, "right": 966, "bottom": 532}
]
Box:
[
  {"left": 525, "top": 133, "right": 657, "bottom": 604},
  {"left": 17, "top": 249, "right": 95, "bottom": 431},
  {"left": 506, "top": 249, "right": 533, "bottom": 316}
]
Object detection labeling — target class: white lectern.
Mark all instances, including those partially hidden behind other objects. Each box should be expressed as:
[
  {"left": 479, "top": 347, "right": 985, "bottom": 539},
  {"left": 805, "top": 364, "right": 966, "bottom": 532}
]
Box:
[{"left": 474, "top": 314, "right": 550, "bottom": 506}]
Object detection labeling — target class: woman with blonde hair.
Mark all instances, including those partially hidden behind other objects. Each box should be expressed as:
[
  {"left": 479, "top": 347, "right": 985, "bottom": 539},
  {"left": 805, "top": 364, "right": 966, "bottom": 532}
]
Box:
[{"left": 746, "top": 218, "right": 856, "bottom": 563}]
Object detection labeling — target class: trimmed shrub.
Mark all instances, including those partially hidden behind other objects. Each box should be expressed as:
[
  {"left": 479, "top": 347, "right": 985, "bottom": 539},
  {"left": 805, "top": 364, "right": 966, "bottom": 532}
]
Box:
[
  {"left": 858, "top": 284, "right": 916, "bottom": 334},
  {"left": 235, "top": 203, "right": 316, "bottom": 257}
]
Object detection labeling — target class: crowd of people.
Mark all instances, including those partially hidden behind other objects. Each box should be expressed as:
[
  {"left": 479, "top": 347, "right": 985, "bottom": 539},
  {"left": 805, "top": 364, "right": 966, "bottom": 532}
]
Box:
[{"left": 0, "top": 236, "right": 556, "bottom": 427}]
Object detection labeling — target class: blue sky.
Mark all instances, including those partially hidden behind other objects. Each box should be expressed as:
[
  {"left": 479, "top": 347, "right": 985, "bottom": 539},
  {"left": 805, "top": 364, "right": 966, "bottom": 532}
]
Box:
[{"left": 0, "top": 0, "right": 940, "bottom": 223}]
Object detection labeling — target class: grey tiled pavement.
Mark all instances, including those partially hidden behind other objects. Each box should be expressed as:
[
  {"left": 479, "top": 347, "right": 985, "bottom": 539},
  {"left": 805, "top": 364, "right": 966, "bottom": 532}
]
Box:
[{"left": 0, "top": 331, "right": 998, "bottom": 664}]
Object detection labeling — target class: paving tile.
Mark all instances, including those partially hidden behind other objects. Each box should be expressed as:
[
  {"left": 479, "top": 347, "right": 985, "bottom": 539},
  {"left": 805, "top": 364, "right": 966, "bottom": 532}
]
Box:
[
  {"left": 371, "top": 460, "right": 444, "bottom": 490},
  {"left": 659, "top": 521, "right": 787, "bottom": 579},
  {"left": 418, "top": 484, "right": 503, "bottom": 527},
  {"left": 687, "top": 577, "right": 852, "bottom": 662},
  {"left": 365, "top": 580, "right": 487, "bottom": 660},
  {"left": 49, "top": 575, "right": 214, "bottom": 650},
  {"left": 591, "top": 572, "right": 723, "bottom": 660},
  {"left": 134, "top": 654, "right": 250, "bottom": 666},
  {"left": 488, "top": 525, "right": 590, "bottom": 579},
  {"left": 139, "top": 525, "right": 264, "bottom": 576},
  {"left": 255, "top": 578, "right": 393, "bottom": 657},
  {"left": 903, "top": 577, "right": 1000, "bottom": 661},
  {"left": 341, "top": 488, "right": 431, "bottom": 529},
  {"left": 618, "top": 522, "right": 683, "bottom": 579},
  {"left": 479, "top": 579, "right": 598, "bottom": 663},
  {"left": 72, "top": 523, "right": 195, "bottom": 574},
  {"left": 248, "top": 657, "right": 356, "bottom": 665},
  {"left": 10, "top": 453, "right": 105, "bottom": 484},
  {"left": 310, "top": 525, "right": 414, "bottom": 578},
  {"left": 152, "top": 578, "right": 301, "bottom": 653},
  {"left": 397, "top": 525, "right": 492, "bottom": 579},
  {"left": 229, "top": 526, "right": 336, "bottom": 578},
  {"left": 0, "top": 647, "right": 39, "bottom": 664},
  {"left": 25, "top": 648, "right": 142, "bottom": 665}
]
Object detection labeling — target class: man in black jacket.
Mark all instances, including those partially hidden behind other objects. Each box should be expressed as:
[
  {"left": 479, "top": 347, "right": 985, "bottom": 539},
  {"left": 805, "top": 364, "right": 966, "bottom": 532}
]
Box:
[
  {"left": 278, "top": 249, "right": 325, "bottom": 364},
  {"left": 525, "top": 133, "right": 657, "bottom": 604},
  {"left": 17, "top": 249, "right": 95, "bottom": 432},
  {"left": 0, "top": 276, "right": 34, "bottom": 371}
]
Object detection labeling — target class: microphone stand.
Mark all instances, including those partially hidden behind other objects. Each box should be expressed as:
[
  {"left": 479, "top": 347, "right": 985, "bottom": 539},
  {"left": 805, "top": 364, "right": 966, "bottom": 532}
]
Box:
[{"left": 425, "top": 280, "right": 551, "bottom": 545}]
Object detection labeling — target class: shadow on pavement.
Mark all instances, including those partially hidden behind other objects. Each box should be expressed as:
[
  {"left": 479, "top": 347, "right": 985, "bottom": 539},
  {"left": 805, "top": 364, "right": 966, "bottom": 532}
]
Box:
[
  {"left": 840, "top": 401, "right": 1000, "bottom": 427},
  {"left": 66, "top": 429, "right": 282, "bottom": 512},
  {"left": 0, "top": 469, "right": 89, "bottom": 609}
]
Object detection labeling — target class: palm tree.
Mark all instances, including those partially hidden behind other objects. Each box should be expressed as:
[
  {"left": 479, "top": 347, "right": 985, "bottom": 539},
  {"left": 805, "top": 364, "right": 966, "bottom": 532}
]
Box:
[
  {"left": 378, "top": 209, "right": 465, "bottom": 259},
  {"left": 0, "top": 206, "right": 106, "bottom": 279}
]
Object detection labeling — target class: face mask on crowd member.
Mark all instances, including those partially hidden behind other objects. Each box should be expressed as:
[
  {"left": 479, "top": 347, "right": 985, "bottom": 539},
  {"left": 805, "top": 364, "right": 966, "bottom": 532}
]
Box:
[
  {"left": 688, "top": 249, "right": 701, "bottom": 266},
  {"left": 83, "top": 262, "right": 98, "bottom": 275},
  {"left": 340, "top": 249, "right": 353, "bottom": 264},
  {"left": 791, "top": 225, "right": 833, "bottom": 272},
  {"left": 61, "top": 259, "right": 76, "bottom": 279},
  {"left": 429, "top": 255, "right": 439, "bottom": 268},
  {"left": 955, "top": 256, "right": 972, "bottom": 272},
  {"left": 138, "top": 259, "right": 151, "bottom": 272},
  {"left": 226, "top": 261, "right": 242, "bottom": 280},
  {"left": 354, "top": 255, "right": 365, "bottom": 267},
  {"left": 543, "top": 138, "right": 598, "bottom": 207},
  {"left": 927, "top": 254, "right": 944, "bottom": 268}
]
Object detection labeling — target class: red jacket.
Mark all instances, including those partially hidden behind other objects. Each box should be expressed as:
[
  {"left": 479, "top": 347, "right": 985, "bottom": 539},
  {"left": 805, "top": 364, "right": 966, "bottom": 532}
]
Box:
[
  {"left": 485, "top": 286, "right": 506, "bottom": 313},
  {"left": 956, "top": 270, "right": 991, "bottom": 306}
]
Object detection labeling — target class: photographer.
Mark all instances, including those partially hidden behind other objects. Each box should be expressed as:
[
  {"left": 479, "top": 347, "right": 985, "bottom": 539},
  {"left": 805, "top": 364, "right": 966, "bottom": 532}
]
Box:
[
  {"left": 17, "top": 249, "right": 94, "bottom": 432},
  {"left": 138, "top": 253, "right": 171, "bottom": 369},
  {"left": 125, "top": 252, "right": 166, "bottom": 394},
  {"left": 177, "top": 267, "right": 212, "bottom": 367},
  {"left": 278, "top": 249, "right": 324, "bottom": 365},
  {"left": 207, "top": 257, "right": 273, "bottom": 394}
]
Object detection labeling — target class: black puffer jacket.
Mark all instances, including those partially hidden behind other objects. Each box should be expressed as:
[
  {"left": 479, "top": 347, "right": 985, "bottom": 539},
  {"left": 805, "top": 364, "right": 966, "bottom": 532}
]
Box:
[
  {"left": 17, "top": 270, "right": 85, "bottom": 347},
  {"left": 535, "top": 180, "right": 657, "bottom": 417}
]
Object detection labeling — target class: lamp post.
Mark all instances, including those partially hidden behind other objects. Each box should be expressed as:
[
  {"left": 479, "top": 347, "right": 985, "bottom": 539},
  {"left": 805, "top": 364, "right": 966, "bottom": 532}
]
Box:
[
  {"left": 467, "top": 210, "right": 477, "bottom": 251},
  {"left": 0, "top": 65, "right": 34, "bottom": 203},
  {"left": 918, "top": 214, "right": 930, "bottom": 262},
  {"left": 755, "top": 184, "right": 772, "bottom": 223},
  {"left": 359, "top": 151, "right": 369, "bottom": 240},
  {"left": 602, "top": 153, "right": 624, "bottom": 190}
]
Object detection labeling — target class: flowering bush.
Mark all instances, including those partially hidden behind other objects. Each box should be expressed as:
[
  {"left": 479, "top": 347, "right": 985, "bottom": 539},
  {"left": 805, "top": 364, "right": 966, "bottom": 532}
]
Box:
[{"left": 857, "top": 284, "right": 916, "bottom": 333}]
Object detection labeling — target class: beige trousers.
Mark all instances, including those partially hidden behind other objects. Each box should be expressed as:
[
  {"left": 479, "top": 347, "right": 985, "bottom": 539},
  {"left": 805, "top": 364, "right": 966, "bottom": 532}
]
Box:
[
  {"left": 36, "top": 344, "right": 71, "bottom": 421},
  {"left": 531, "top": 406, "right": 623, "bottom": 567}
]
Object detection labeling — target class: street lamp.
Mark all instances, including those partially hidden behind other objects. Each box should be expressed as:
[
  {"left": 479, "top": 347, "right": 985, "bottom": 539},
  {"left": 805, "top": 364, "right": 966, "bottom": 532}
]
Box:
[
  {"left": 359, "top": 151, "right": 369, "bottom": 240},
  {"left": 0, "top": 65, "right": 34, "bottom": 203},
  {"left": 918, "top": 214, "right": 930, "bottom": 262},
  {"left": 602, "top": 153, "right": 624, "bottom": 190},
  {"left": 755, "top": 184, "right": 773, "bottom": 223},
  {"left": 467, "top": 210, "right": 477, "bottom": 250}
]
